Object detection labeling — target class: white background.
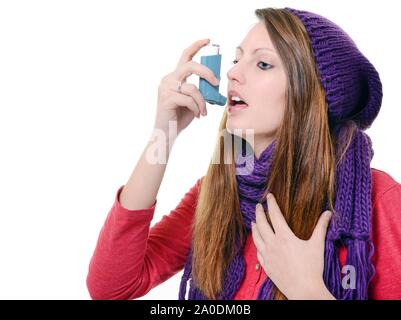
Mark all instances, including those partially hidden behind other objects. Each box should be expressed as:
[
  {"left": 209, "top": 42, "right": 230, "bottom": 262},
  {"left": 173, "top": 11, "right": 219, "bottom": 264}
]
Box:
[{"left": 0, "top": 0, "right": 400, "bottom": 299}]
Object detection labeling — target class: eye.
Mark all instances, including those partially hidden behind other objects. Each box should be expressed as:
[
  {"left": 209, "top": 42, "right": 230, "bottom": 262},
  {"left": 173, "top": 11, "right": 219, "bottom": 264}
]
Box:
[
  {"left": 231, "top": 59, "right": 272, "bottom": 70},
  {"left": 257, "top": 61, "right": 272, "bottom": 70}
]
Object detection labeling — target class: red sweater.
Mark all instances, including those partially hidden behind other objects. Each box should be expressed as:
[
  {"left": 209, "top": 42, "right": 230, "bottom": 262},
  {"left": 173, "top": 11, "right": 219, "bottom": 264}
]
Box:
[{"left": 86, "top": 168, "right": 401, "bottom": 300}]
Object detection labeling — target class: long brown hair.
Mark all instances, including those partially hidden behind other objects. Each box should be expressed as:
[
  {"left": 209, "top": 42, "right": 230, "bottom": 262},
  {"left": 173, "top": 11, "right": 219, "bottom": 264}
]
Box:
[{"left": 190, "top": 7, "right": 356, "bottom": 300}]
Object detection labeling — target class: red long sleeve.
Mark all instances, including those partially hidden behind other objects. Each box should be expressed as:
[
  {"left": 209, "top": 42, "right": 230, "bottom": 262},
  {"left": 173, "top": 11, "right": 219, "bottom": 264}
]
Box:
[
  {"left": 86, "top": 178, "right": 201, "bottom": 300},
  {"left": 87, "top": 168, "right": 401, "bottom": 300}
]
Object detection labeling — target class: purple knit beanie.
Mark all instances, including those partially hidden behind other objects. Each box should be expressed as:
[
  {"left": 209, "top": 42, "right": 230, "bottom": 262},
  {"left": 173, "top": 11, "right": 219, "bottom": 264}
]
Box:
[{"left": 284, "top": 7, "right": 383, "bottom": 130}]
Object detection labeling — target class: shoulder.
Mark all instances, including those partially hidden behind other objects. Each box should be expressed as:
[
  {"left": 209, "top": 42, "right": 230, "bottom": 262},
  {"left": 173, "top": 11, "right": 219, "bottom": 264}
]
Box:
[
  {"left": 195, "top": 175, "right": 205, "bottom": 189},
  {"left": 369, "top": 168, "right": 401, "bottom": 299},
  {"left": 370, "top": 167, "right": 401, "bottom": 230},
  {"left": 371, "top": 168, "right": 401, "bottom": 207},
  {"left": 197, "top": 175, "right": 205, "bottom": 185},
  {"left": 370, "top": 167, "right": 401, "bottom": 255},
  {"left": 179, "top": 175, "right": 205, "bottom": 205}
]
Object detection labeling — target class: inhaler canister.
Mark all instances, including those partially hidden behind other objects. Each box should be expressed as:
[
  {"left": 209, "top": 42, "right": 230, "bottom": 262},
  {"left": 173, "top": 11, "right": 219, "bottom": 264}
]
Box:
[{"left": 199, "top": 43, "right": 227, "bottom": 106}]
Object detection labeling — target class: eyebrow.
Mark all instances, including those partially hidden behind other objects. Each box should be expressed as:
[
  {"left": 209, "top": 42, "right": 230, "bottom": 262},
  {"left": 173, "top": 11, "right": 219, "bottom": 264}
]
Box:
[{"left": 236, "top": 46, "right": 276, "bottom": 55}]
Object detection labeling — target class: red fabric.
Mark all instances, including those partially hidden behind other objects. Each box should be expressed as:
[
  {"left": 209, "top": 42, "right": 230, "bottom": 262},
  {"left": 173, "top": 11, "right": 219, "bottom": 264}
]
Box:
[{"left": 86, "top": 168, "right": 401, "bottom": 300}]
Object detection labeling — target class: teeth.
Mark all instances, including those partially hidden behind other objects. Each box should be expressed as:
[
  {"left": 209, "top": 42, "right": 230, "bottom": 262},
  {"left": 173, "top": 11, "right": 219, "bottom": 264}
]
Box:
[{"left": 232, "top": 96, "right": 242, "bottom": 101}]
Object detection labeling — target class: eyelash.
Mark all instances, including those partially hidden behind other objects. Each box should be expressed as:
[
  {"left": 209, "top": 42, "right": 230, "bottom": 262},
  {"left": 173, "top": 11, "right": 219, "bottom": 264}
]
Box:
[{"left": 231, "top": 59, "right": 272, "bottom": 70}]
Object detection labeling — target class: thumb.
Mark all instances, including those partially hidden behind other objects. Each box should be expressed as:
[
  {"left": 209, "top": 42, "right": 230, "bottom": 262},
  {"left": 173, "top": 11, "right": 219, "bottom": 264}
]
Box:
[{"left": 311, "top": 210, "right": 333, "bottom": 243}]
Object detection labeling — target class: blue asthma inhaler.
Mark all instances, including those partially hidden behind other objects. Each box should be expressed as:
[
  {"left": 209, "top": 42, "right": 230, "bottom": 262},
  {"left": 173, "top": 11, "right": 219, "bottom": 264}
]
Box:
[{"left": 199, "top": 43, "right": 227, "bottom": 106}]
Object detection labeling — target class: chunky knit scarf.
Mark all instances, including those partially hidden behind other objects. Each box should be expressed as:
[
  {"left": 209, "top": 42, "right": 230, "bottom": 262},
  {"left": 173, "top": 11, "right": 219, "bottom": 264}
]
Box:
[{"left": 178, "top": 125, "right": 375, "bottom": 300}]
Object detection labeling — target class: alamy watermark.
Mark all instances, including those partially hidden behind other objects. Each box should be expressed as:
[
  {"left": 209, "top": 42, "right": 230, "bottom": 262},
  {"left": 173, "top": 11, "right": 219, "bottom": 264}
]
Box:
[
  {"left": 342, "top": 264, "right": 356, "bottom": 290},
  {"left": 146, "top": 120, "right": 257, "bottom": 175}
]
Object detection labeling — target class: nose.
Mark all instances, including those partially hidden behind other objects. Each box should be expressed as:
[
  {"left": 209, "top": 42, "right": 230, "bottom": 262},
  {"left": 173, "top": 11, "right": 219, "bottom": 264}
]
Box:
[
  {"left": 227, "top": 67, "right": 234, "bottom": 81},
  {"left": 226, "top": 69, "right": 232, "bottom": 81},
  {"left": 226, "top": 65, "right": 235, "bottom": 81},
  {"left": 227, "top": 62, "right": 242, "bottom": 83}
]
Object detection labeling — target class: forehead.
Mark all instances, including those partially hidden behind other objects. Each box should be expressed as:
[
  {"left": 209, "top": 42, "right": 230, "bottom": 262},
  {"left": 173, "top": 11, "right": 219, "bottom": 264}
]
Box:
[{"left": 237, "top": 21, "right": 275, "bottom": 52}]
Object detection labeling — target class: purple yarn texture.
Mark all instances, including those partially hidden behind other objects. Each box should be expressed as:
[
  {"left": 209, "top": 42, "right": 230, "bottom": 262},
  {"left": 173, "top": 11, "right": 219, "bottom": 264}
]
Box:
[{"left": 178, "top": 7, "right": 382, "bottom": 300}]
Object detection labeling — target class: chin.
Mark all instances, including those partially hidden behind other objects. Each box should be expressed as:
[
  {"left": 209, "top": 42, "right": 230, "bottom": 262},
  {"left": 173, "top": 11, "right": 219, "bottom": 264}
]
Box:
[{"left": 226, "top": 121, "right": 255, "bottom": 139}]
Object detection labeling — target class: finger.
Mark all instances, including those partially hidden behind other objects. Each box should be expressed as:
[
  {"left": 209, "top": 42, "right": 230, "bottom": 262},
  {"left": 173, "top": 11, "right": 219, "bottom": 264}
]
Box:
[
  {"left": 255, "top": 203, "right": 275, "bottom": 243},
  {"left": 266, "top": 193, "right": 292, "bottom": 235},
  {"left": 176, "top": 61, "right": 220, "bottom": 86},
  {"left": 256, "top": 251, "right": 265, "bottom": 266},
  {"left": 310, "top": 210, "right": 333, "bottom": 243},
  {"left": 168, "top": 88, "right": 201, "bottom": 118},
  {"left": 178, "top": 82, "right": 207, "bottom": 116},
  {"left": 251, "top": 221, "right": 265, "bottom": 253},
  {"left": 177, "top": 38, "right": 210, "bottom": 68}
]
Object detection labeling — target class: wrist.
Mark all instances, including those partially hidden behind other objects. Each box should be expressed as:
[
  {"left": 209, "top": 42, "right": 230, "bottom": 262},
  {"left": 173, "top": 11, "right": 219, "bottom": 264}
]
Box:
[
  {"left": 148, "top": 127, "right": 177, "bottom": 159},
  {"left": 288, "top": 280, "right": 336, "bottom": 300}
]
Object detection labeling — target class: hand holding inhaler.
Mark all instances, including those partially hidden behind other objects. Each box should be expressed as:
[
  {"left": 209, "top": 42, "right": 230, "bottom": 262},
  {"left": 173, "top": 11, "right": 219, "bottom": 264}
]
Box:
[{"left": 154, "top": 39, "right": 221, "bottom": 135}]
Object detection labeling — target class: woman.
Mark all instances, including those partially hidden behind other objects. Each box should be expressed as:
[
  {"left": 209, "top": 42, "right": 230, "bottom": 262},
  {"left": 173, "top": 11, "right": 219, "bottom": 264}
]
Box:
[{"left": 86, "top": 7, "right": 401, "bottom": 300}]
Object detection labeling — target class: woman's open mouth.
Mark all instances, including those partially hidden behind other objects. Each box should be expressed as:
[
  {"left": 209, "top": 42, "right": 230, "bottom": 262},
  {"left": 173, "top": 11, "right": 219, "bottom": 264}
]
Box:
[
  {"left": 228, "top": 91, "right": 249, "bottom": 113},
  {"left": 228, "top": 103, "right": 248, "bottom": 113}
]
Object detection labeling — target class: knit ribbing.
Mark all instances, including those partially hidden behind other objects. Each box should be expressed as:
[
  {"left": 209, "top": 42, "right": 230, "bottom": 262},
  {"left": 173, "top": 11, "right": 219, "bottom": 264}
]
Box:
[{"left": 284, "top": 8, "right": 383, "bottom": 130}]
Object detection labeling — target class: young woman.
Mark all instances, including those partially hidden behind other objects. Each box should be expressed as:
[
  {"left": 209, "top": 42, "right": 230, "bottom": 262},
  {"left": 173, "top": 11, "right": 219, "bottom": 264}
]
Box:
[{"left": 86, "top": 7, "right": 401, "bottom": 300}]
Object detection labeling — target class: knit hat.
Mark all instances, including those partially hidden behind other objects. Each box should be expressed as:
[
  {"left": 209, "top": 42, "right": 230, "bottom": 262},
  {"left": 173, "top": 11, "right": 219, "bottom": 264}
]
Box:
[
  {"left": 179, "top": 7, "right": 383, "bottom": 300},
  {"left": 284, "top": 7, "right": 383, "bottom": 130}
]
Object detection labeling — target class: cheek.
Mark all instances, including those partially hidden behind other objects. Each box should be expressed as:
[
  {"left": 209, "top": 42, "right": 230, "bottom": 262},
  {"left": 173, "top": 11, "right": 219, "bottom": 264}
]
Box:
[
  {"left": 251, "top": 87, "right": 286, "bottom": 132},
  {"left": 259, "top": 76, "right": 287, "bottom": 110},
  {"left": 251, "top": 107, "right": 283, "bottom": 134},
  {"left": 226, "top": 75, "right": 287, "bottom": 135}
]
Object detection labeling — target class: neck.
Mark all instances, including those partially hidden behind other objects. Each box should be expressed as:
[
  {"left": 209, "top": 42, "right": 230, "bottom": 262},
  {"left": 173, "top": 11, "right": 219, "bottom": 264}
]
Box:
[{"left": 252, "top": 136, "right": 275, "bottom": 160}]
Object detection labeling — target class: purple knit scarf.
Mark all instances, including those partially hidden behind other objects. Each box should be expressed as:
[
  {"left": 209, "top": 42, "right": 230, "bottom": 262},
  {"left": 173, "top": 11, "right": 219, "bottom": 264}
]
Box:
[{"left": 178, "top": 125, "right": 375, "bottom": 300}]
